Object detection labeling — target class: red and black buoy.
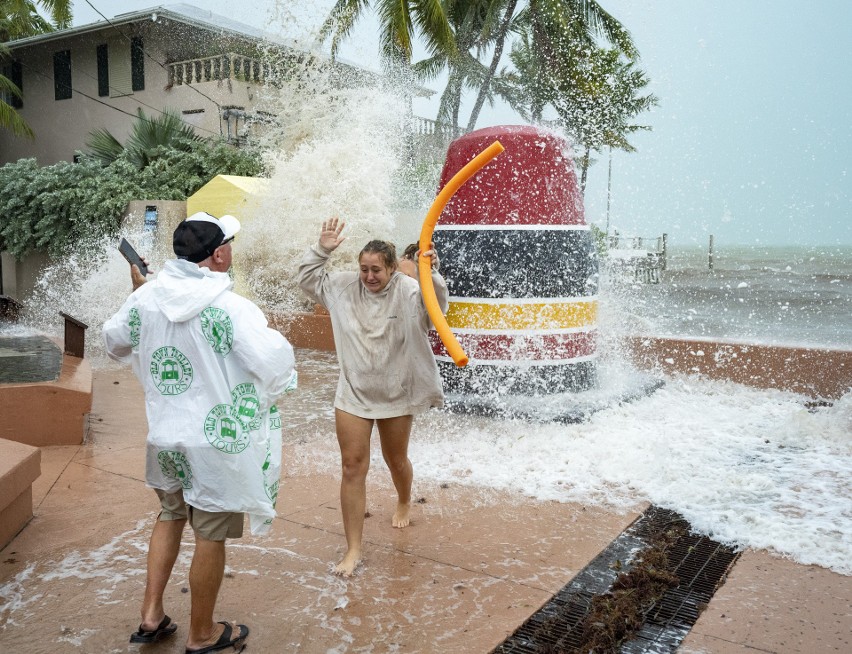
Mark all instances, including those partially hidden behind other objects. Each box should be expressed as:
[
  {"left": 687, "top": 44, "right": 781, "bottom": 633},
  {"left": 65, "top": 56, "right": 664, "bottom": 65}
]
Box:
[{"left": 431, "top": 125, "right": 598, "bottom": 395}]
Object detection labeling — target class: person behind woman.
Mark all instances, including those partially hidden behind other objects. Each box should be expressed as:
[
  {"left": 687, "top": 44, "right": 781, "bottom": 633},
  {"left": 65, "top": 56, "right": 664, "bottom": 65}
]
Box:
[
  {"left": 297, "top": 218, "right": 448, "bottom": 576},
  {"left": 397, "top": 242, "right": 419, "bottom": 278}
]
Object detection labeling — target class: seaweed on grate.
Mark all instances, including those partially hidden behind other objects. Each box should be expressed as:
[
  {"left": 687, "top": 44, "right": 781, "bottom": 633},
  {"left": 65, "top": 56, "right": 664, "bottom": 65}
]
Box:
[{"left": 492, "top": 505, "right": 741, "bottom": 654}]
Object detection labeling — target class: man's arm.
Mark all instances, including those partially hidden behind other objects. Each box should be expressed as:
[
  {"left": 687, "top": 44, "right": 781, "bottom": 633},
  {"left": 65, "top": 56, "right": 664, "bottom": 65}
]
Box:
[{"left": 102, "top": 295, "right": 136, "bottom": 361}]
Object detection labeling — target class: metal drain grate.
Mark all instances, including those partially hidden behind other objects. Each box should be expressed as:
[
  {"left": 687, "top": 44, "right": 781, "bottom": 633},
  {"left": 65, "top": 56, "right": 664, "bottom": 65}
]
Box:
[{"left": 492, "top": 506, "right": 740, "bottom": 654}]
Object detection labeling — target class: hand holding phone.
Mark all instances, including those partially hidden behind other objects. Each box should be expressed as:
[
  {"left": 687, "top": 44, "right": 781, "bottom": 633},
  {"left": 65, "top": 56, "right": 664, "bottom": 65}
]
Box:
[{"left": 119, "top": 238, "right": 149, "bottom": 277}]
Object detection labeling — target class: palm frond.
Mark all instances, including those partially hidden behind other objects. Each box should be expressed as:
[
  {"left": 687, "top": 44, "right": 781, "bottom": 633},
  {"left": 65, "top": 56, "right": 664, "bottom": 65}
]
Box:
[
  {"left": 0, "top": 97, "right": 34, "bottom": 138},
  {"left": 318, "top": 0, "right": 372, "bottom": 59},
  {"left": 412, "top": 0, "right": 458, "bottom": 60},
  {"left": 37, "top": 0, "right": 73, "bottom": 29},
  {"left": 84, "top": 127, "right": 124, "bottom": 165},
  {"left": 412, "top": 54, "right": 449, "bottom": 81}
]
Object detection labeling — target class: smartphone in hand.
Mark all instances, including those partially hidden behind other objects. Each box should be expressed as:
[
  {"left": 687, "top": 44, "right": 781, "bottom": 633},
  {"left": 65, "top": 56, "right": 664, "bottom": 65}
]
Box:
[{"left": 118, "top": 238, "right": 149, "bottom": 277}]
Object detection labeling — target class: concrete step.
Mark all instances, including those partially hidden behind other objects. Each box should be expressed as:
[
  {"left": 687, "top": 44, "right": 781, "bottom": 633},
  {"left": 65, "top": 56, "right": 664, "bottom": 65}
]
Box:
[{"left": 0, "top": 438, "right": 40, "bottom": 549}]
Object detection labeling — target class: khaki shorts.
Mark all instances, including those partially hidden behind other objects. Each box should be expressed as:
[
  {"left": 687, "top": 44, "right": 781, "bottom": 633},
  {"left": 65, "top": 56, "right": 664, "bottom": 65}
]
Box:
[{"left": 155, "top": 489, "right": 244, "bottom": 541}]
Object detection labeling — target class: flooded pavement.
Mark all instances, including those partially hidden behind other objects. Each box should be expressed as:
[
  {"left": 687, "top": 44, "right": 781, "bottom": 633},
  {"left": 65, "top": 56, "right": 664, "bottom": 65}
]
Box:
[{"left": 0, "top": 359, "right": 849, "bottom": 653}]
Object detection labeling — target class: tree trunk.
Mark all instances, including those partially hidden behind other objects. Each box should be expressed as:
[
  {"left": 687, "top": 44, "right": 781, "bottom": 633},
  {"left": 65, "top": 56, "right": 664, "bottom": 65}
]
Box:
[
  {"left": 450, "top": 73, "right": 461, "bottom": 130},
  {"left": 580, "top": 146, "right": 591, "bottom": 194},
  {"left": 465, "top": 0, "right": 520, "bottom": 132}
]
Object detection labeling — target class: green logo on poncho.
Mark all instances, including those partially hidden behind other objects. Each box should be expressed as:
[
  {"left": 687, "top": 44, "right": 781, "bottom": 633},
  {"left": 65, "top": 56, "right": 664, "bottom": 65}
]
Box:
[
  {"left": 265, "top": 478, "right": 279, "bottom": 504},
  {"left": 269, "top": 404, "right": 281, "bottom": 430},
  {"left": 204, "top": 403, "right": 249, "bottom": 454},
  {"left": 262, "top": 441, "right": 279, "bottom": 504},
  {"left": 129, "top": 308, "right": 141, "bottom": 348},
  {"left": 157, "top": 450, "right": 193, "bottom": 489},
  {"left": 200, "top": 307, "right": 233, "bottom": 355},
  {"left": 231, "top": 382, "right": 261, "bottom": 431},
  {"left": 150, "top": 346, "right": 193, "bottom": 395}
]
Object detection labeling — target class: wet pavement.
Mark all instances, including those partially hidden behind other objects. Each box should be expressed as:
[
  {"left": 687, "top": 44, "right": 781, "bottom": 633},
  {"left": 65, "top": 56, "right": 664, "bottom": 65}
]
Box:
[{"left": 0, "top": 359, "right": 849, "bottom": 653}]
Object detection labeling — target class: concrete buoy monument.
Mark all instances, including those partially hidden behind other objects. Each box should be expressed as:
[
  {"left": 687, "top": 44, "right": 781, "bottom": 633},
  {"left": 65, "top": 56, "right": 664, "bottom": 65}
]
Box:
[{"left": 430, "top": 125, "right": 599, "bottom": 410}]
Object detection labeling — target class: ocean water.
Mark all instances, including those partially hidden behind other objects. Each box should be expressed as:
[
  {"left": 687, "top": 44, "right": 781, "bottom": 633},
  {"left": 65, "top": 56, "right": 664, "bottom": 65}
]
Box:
[{"left": 605, "top": 245, "right": 852, "bottom": 349}]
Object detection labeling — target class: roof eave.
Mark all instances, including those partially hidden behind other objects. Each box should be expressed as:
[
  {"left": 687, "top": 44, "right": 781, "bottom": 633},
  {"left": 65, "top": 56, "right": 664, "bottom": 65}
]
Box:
[{"left": 1, "top": 5, "right": 298, "bottom": 52}]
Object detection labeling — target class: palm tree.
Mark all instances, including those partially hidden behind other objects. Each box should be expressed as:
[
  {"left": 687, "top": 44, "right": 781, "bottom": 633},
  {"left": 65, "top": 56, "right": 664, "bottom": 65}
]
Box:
[
  {"left": 86, "top": 108, "right": 201, "bottom": 169},
  {"left": 1, "top": 0, "right": 72, "bottom": 137},
  {"left": 508, "top": 33, "right": 657, "bottom": 192},
  {"left": 0, "top": 44, "right": 32, "bottom": 138},
  {"left": 320, "top": 0, "right": 456, "bottom": 66},
  {"left": 466, "top": 0, "right": 636, "bottom": 130},
  {"left": 413, "top": 0, "right": 507, "bottom": 130},
  {"left": 0, "top": 0, "right": 72, "bottom": 42},
  {"left": 502, "top": 28, "right": 548, "bottom": 121},
  {"left": 320, "top": 1, "right": 458, "bottom": 166},
  {"left": 552, "top": 47, "right": 656, "bottom": 191}
]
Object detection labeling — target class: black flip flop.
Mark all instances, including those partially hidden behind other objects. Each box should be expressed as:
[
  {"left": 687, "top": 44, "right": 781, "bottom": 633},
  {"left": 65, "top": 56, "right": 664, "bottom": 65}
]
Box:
[
  {"left": 129, "top": 614, "right": 177, "bottom": 643},
  {"left": 185, "top": 622, "right": 249, "bottom": 654}
]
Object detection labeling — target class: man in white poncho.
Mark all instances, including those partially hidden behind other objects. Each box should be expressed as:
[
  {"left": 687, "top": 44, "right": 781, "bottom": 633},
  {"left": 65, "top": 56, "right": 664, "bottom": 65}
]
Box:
[{"left": 103, "top": 212, "right": 295, "bottom": 654}]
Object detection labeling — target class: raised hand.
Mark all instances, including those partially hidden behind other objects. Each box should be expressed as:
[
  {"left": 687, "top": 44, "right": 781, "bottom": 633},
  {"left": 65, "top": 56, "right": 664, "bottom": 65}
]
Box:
[
  {"left": 131, "top": 257, "right": 151, "bottom": 291},
  {"left": 319, "top": 218, "right": 346, "bottom": 252}
]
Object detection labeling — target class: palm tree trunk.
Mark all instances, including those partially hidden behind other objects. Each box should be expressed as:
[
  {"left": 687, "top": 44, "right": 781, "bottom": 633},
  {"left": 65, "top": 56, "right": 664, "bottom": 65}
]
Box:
[
  {"left": 450, "top": 72, "right": 462, "bottom": 130},
  {"left": 465, "top": 0, "right": 519, "bottom": 132},
  {"left": 580, "top": 146, "right": 591, "bottom": 194}
]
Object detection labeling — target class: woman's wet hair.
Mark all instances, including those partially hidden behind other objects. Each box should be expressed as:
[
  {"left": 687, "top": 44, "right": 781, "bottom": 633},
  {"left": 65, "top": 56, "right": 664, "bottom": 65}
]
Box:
[
  {"left": 401, "top": 243, "right": 418, "bottom": 260},
  {"left": 359, "top": 240, "right": 398, "bottom": 269}
]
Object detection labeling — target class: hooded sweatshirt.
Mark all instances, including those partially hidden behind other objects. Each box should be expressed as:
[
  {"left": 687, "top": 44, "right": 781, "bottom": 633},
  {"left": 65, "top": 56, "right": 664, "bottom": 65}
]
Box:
[
  {"left": 103, "top": 258, "right": 295, "bottom": 535},
  {"left": 297, "top": 244, "right": 448, "bottom": 419}
]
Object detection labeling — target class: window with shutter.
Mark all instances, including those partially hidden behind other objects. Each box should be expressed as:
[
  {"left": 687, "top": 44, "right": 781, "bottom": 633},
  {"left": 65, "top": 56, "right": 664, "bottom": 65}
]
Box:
[
  {"left": 53, "top": 50, "right": 72, "bottom": 100},
  {"left": 131, "top": 37, "right": 145, "bottom": 91},
  {"left": 96, "top": 44, "right": 109, "bottom": 97},
  {"left": 108, "top": 40, "right": 132, "bottom": 97},
  {"left": 1, "top": 61, "right": 23, "bottom": 108}
]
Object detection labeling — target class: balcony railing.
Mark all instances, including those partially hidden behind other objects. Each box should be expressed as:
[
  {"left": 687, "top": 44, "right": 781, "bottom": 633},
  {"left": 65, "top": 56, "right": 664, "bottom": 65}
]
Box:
[
  {"left": 167, "top": 53, "right": 266, "bottom": 87},
  {"left": 409, "top": 117, "right": 466, "bottom": 161},
  {"left": 412, "top": 116, "right": 465, "bottom": 140}
]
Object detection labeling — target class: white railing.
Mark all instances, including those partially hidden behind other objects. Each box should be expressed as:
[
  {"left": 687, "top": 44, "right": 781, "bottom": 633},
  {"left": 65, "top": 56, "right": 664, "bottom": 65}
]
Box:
[
  {"left": 167, "top": 53, "right": 266, "bottom": 87},
  {"left": 412, "top": 116, "right": 465, "bottom": 140},
  {"left": 607, "top": 234, "right": 665, "bottom": 253},
  {"left": 604, "top": 232, "right": 668, "bottom": 283}
]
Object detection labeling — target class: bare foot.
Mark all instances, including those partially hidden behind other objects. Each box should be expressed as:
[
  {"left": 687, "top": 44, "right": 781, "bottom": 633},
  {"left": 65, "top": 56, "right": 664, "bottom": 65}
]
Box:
[
  {"left": 333, "top": 550, "right": 361, "bottom": 577},
  {"left": 392, "top": 502, "right": 410, "bottom": 528}
]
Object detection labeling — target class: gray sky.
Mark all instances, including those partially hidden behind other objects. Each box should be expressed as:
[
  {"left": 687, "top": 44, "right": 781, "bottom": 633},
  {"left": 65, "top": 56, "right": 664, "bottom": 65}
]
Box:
[{"left": 71, "top": 1, "right": 852, "bottom": 247}]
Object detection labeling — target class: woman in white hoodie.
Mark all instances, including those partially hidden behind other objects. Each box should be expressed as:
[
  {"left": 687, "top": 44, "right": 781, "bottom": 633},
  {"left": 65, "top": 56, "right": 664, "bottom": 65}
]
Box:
[{"left": 298, "top": 218, "right": 448, "bottom": 576}]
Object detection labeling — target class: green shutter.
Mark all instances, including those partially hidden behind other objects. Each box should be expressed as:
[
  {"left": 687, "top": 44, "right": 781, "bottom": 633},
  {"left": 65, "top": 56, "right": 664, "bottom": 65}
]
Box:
[
  {"left": 8, "top": 61, "right": 23, "bottom": 109},
  {"left": 53, "top": 50, "right": 72, "bottom": 100},
  {"left": 96, "top": 44, "right": 109, "bottom": 97},
  {"left": 131, "top": 37, "right": 144, "bottom": 91}
]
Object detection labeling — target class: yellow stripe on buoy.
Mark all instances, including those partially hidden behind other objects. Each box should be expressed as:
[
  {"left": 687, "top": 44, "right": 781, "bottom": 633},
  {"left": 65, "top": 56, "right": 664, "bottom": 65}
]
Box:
[{"left": 445, "top": 300, "right": 598, "bottom": 331}]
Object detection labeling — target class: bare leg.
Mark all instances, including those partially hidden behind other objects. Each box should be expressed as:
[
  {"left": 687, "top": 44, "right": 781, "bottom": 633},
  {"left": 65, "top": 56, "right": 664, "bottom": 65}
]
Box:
[
  {"left": 140, "top": 517, "right": 186, "bottom": 630},
  {"left": 377, "top": 415, "right": 414, "bottom": 528},
  {"left": 185, "top": 535, "right": 227, "bottom": 650},
  {"left": 334, "top": 409, "right": 373, "bottom": 576}
]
